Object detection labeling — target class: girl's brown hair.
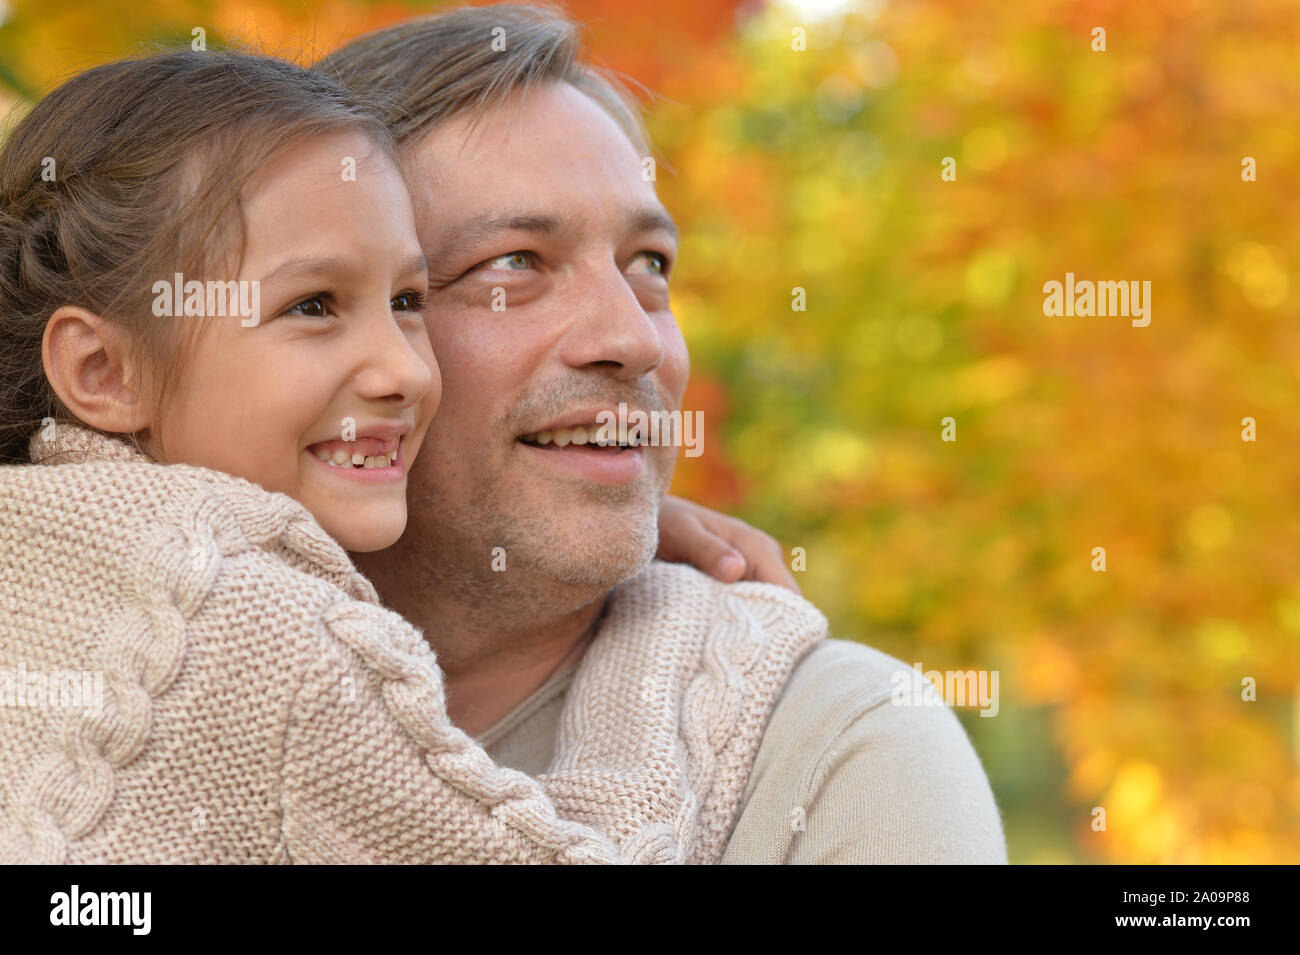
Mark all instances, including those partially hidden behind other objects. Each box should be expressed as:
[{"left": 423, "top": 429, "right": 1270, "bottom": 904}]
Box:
[{"left": 0, "top": 50, "right": 397, "bottom": 464}]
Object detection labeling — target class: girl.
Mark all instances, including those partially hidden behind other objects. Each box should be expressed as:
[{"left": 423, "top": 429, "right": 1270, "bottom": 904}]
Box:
[{"left": 0, "top": 51, "right": 811, "bottom": 863}]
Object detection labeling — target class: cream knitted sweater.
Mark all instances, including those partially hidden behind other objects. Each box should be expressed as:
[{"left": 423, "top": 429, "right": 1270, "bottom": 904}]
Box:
[{"left": 0, "top": 423, "right": 825, "bottom": 864}]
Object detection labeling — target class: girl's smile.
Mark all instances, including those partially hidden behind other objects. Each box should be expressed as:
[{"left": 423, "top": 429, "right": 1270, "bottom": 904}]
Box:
[{"left": 306, "top": 428, "right": 410, "bottom": 482}]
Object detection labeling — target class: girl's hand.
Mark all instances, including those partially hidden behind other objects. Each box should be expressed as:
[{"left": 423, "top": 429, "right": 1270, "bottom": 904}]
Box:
[{"left": 656, "top": 495, "right": 801, "bottom": 594}]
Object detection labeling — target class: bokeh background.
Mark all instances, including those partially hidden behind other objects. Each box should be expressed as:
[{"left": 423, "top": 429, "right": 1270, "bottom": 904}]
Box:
[{"left": 3, "top": 0, "right": 1296, "bottom": 863}]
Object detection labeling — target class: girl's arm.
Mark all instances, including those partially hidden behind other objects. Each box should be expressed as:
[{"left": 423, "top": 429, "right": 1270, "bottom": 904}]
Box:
[
  {"left": 276, "top": 594, "right": 627, "bottom": 864},
  {"left": 656, "top": 495, "right": 801, "bottom": 594}
]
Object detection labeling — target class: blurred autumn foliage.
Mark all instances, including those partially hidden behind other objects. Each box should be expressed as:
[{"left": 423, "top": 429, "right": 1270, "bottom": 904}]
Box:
[{"left": 2, "top": 0, "right": 1296, "bottom": 864}]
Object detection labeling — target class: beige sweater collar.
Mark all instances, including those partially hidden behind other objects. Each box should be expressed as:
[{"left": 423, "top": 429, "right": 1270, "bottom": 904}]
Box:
[{"left": 28, "top": 424, "right": 379, "bottom": 602}]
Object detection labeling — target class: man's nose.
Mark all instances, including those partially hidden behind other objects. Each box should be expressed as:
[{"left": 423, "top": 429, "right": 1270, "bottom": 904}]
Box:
[{"left": 556, "top": 260, "right": 664, "bottom": 379}]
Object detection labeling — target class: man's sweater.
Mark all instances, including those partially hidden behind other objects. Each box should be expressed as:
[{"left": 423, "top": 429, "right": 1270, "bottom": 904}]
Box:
[
  {"left": 481, "top": 600, "right": 1011, "bottom": 864},
  {"left": 0, "top": 422, "right": 825, "bottom": 863}
]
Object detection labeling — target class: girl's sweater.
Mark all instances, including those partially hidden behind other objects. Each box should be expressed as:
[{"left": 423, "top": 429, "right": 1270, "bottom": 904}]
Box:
[{"left": 0, "top": 422, "right": 825, "bottom": 863}]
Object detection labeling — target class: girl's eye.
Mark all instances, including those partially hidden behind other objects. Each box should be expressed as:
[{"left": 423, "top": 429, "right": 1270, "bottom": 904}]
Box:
[
  {"left": 483, "top": 251, "right": 532, "bottom": 271},
  {"left": 392, "top": 289, "right": 428, "bottom": 312},
  {"left": 628, "top": 251, "right": 668, "bottom": 276},
  {"left": 285, "top": 294, "right": 331, "bottom": 318}
]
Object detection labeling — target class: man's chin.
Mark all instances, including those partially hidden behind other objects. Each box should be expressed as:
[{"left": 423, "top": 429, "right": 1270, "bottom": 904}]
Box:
[{"left": 517, "top": 499, "right": 660, "bottom": 590}]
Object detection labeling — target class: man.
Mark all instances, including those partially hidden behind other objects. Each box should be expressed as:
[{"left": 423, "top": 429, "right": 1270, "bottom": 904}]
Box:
[{"left": 325, "top": 3, "right": 1007, "bottom": 863}]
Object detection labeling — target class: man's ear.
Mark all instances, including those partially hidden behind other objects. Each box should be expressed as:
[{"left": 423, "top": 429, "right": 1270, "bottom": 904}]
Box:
[{"left": 42, "top": 306, "right": 153, "bottom": 434}]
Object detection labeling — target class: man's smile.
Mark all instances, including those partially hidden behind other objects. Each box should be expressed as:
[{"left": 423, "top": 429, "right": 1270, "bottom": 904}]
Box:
[{"left": 515, "top": 434, "right": 647, "bottom": 484}]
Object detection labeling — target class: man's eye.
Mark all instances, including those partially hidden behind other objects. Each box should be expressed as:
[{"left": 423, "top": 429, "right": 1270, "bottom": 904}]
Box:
[
  {"left": 392, "top": 289, "right": 428, "bottom": 312},
  {"left": 483, "top": 251, "right": 532, "bottom": 271},
  {"left": 628, "top": 251, "right": 668, "bottom": 276},
  {"left": 285, "top": 294, "right": 332, "bottom": 318}
]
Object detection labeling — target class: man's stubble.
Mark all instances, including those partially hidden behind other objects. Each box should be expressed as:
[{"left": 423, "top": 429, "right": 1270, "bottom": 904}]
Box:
[{"left": 402, "top": 443, "right": 666, "bottom": 622}]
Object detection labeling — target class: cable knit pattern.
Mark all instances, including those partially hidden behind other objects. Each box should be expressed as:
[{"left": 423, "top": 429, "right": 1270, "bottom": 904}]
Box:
[
  {"left": 542, "top": 563, "right": 827, "bottom": 864},
  {"left": 0, "top": 423, "right": 826, "bottom": 863}
]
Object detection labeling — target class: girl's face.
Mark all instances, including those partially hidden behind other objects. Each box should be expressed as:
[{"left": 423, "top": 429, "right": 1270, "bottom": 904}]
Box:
[{"left": 147, "top": 130, "right": 439, "bottom": 552}]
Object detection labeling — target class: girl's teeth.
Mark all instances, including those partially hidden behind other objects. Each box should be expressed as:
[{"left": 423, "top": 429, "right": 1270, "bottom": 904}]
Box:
[{"left": 315, "top": 446, "right": 394, "bottom": 468}]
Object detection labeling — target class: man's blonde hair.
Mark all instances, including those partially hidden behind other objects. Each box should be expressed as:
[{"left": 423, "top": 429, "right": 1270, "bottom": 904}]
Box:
[{"left": 315, "top": 3, "right": 651, "bottom": 156}]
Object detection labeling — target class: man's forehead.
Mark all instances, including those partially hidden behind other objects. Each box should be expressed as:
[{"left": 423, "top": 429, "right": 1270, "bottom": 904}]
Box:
[
  {"left": 398, "top": 83, "right": 675, "bottom": 243},
  {"left": 405, "top": 82, "right": 646, "bottom": 185}
]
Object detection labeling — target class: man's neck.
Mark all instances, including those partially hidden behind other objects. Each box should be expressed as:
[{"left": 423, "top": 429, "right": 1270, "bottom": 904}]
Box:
[
  {"left": 354, "top": 547, "right": 612, "bottom": 738},
  {"left": 437, "top": 594, "right": 609, "bottom": 737}
]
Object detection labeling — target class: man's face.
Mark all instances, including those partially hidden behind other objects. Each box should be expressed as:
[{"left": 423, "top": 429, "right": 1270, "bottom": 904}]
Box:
[{"left": 400, "top": 81, "right": 688, "bottom": 592}]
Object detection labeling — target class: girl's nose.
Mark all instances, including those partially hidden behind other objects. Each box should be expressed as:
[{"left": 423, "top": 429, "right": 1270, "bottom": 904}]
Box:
[{"left": 353, "top": 306, "right": 438, "bottom": 409}]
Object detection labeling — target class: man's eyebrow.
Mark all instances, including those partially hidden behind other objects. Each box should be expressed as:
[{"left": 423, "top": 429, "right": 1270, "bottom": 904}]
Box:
[
  {"left": 458, "top": 211, "right": 568, "bottom": 243},
  {"left": 630, "top": 207, "right": 678, "bottom": 242},
  {"left": 433, "top": 206, "right": 679, "bottom": 261}
]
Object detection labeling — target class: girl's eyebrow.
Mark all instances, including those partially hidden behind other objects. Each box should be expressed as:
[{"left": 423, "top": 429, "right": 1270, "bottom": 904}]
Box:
[
  {"left": 395, "top": 252, "right": 431, "bottom": 278},
  {"left": 259, "top": 255, "right": 353, "bottom": 285},
  {"left": 258, "top": 252, "right": 429, "bottom": 285}
]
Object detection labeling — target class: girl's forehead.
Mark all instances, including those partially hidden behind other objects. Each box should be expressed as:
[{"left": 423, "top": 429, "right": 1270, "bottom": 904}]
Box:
[{"left": 241, "top": 129, "right": 396, "bottom": 196}]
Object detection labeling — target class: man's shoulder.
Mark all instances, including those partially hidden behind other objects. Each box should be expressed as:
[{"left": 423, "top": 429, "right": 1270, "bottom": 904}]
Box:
[
  {"left": 742, "top": 638, "right": 912, "bottom": 791},
  {"left": 723, "top": 637, "right": 1010, "bottom": 864},
  {"left": 624, "top": 560, "right": 829, "bottom": 639},
  {"left": 776, "top": 637, "right": 911, "bottom": 714}
]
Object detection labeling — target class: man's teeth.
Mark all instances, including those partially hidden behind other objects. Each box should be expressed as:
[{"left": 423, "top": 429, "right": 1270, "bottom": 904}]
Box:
[
  {"left": 313, "top": 446, "right": 395, "bottom": 468},
  {"left": 520, "top": 425, "right": 637, "bottom": 447}
]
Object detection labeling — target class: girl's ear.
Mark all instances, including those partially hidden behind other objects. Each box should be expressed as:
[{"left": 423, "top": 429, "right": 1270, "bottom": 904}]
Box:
[{"left": 42, "top": 306, "right": 153, "bottom": 434}]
